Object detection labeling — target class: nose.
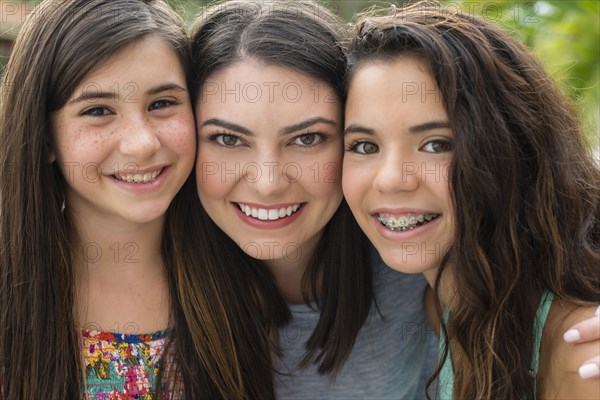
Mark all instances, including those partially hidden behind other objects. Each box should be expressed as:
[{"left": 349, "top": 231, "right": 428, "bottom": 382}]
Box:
[
  {"left": 119, "top": 115, "right": 161, "bottom": 159},
  {"left": 245, "top": 151, "right": 290, "bottom": 198},
  {"left": 373, "top": 151, "right": 420, "bottom": 193}
]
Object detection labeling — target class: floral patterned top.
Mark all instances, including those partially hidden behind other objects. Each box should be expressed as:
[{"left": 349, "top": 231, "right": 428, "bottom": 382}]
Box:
[{"left": 81, "top": 328, "right": 180, "bottom": 399}]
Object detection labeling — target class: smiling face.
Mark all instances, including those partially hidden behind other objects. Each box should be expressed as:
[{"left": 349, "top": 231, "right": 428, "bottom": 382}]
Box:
[
  {"left": 195, "top": 60, "right": 343, "bottom": 262},
  {"left": 51, "top": 35, "right": 195, "bottom": 226},
  {"left": 343, "top": 56, "right": 455, "bottom": 282}
]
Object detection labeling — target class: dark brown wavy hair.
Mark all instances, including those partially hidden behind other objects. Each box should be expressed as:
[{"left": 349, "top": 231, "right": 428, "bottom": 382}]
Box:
[
  {"left": 190, "top": 0, "right": 373, "bottom": 377},
  {"left": 0, "top": 0, "right": 266, "bottom": 398},
  {"left": 347, "top": 2, "right": 600, "bottom": 398}
]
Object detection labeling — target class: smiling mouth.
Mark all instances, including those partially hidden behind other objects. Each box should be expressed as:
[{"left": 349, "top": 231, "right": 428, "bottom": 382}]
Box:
[
  {"left": 376, "top": 212, "right": 440, "bottom": 231},
  {"left": 237, "top": 203, "right": 302, "bottom": 221},
  {"left": 114, "top": 168, "right": 164, "bottom": 184}
]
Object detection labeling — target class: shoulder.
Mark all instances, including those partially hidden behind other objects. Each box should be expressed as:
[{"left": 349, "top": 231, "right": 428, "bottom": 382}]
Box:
[{"left": 538, "top": 299, "right": 599, "bottom": 398}]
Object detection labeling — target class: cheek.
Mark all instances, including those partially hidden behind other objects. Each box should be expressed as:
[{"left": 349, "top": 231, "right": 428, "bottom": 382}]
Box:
[
  {"left": 164, "top": 113, "right": 196, "bottom": 154},
  {"left": 342, "top": 161, "right": 368, "bottom": 208},
  {"left": 195, "top": 149, "right": 230, "bottom": 202},
  {"left": 54, "top": 125, "right": 112, "bottom": 169},
  {"left": 341, "top": 163, "right": 353, "bottom": 196},
  {"left": 300, "top": 149, "right": 342, "bottom": 198},
  {"left": 196, "top": 142, "right": 226, "bottom": 195},
  {"left": 195, "top": 169, "right": 224, "bottom": 200},
  {"left": 434, "top": 162, "right": 453, "bottom": 210},
  {"left": 52, "top": 119, "right": 82, "bottom": 160}
]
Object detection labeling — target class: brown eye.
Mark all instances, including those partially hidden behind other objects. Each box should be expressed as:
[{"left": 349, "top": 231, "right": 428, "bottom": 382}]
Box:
[
  {"left": 292, "top": 133, "right": 325, "bottom": 147},
  {"left": 82, "top": 107, "right": 113, "bottom": 116},
  {"left": 299, "top": 134, "right": 315, "bottom": 145},
  {"left": 211, "top": 134, "right": 241, "bottom": 147},
  {"left": 222, "top": 135, "right": 238, "bottom": 146},
  {"left": 348, "top": 141, "right": 379, "bottom": 155},
  {"left": 149, "top": 99, "right": 174, "bottom": 111},
  {"left": 421, "top": 139, "right": 453, "bottom": 153}
]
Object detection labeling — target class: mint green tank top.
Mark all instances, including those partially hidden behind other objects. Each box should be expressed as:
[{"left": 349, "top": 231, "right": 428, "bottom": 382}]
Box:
[{"left": 437, "top": 291, "right": 555, "bottom": 399}]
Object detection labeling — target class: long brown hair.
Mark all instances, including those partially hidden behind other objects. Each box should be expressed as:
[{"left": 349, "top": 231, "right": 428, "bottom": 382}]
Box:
[
  {"left": 190, "top": 0, "right": 373, "bottom": 376},
  {"left": 0, "top": 0, "right": 259, "bottom": 398},
  {"left": 347, "top": 2, "right": 600, "bottom": 398}
]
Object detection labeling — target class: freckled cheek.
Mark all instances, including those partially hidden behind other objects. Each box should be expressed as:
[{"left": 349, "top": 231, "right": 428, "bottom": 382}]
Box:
[
  {"left": 50, "top": 120, "right": 75, "bottom": 160},
  {"left": 161, "top": 114, "right": 196, "bottom": 152},
  {"left": 53, "top": 125, "right": 112, "bottom": 164}
]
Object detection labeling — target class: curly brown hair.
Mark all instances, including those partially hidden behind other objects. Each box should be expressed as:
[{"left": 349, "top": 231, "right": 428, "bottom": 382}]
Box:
[{"left": 347, "top": 2, "right": 600, "bottom": 398}]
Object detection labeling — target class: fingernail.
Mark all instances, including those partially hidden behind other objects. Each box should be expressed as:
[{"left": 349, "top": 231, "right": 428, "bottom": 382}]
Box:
[
  {"left": 579, "top": 363, "right": 600, "bottom": 379},
  {"left": 595, "top": 305, "right": 600, "bottom": 316},
  {"left": 563, "top": 329, "right": 581, "bottom": 343}
]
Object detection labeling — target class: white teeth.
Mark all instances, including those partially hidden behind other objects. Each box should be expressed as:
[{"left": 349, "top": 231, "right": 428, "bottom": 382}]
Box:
[
  {"left": 237, "top": 203, "right": 302, "bottom": 221},
  {"left": 258, "top": 209, "right": 269, "bottom": 220},
  {"left": 116, "top": 168, "right": 163, "bottom": 184},
  {"left": 268, "top": 209, "right": 279, "bottom": 220}
]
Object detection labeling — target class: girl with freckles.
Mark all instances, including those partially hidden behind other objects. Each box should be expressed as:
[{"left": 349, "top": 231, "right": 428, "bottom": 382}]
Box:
[
  {"left": 0, "top": 0, "right": 272, "bottom": 398},
  {"left": 343, "top": 3, "right": 600, "bottom": 399}
]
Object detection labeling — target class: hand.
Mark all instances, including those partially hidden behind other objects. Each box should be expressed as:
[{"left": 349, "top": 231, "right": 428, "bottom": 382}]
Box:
[{"left": 563, "top": 305, "right": 600, "bottom": 379}]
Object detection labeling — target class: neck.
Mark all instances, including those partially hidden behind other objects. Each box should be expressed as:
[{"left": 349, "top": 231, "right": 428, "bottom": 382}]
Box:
[
  {"left": 265, "top": 233, "right": 322, "bottom": 305},
  {"left": 70, "top": 208, "right": 165, "bottom": 273},
  {"left": 70, "top": 208, "right": 170, "bottom": 333}
]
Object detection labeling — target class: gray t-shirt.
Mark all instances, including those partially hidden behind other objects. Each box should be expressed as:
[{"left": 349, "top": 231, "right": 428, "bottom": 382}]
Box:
[{"left": 275, "top": 250, "right": 438, "bottom": 399}]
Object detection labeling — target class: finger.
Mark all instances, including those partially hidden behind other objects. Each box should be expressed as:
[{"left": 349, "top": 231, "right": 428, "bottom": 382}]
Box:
[
  {"left": 579, "top": 355, "right": 600, "bottom": 379},
  {"left": 563, "top": 308, "right": 600, "bottom": 343}
]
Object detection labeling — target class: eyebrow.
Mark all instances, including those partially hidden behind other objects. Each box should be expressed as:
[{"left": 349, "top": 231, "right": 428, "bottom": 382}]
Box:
[
  {"left": 279, "top": 117, "right": 337, "bottom": 135},
  {"left": 70, "top": 82, "right": 186, "bottom": 104},
  {"left": 147, "top": 83, "right": 186, "bottom": 96},
  {"left": 344, "top": 120, "right": 451, "bottom": 136},
  {"left": 199, "top": 118, "right": 254, "bottom": 136},
  {"left": 200, "top": 117, "right": 337, "bottom": 137},
  {"left": 409, "top": 121, "right": 451, "bottom": 134},
  {"left": 344, "top": 124, "right": 375, "bottom": 136}
]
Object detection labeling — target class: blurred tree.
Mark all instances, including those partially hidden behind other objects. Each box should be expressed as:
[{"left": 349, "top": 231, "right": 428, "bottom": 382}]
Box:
[{"left": 444, "top": 0, "right": 599, "bottom": 148}]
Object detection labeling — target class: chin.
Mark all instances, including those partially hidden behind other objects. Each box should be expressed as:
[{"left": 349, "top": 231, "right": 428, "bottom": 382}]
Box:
[
  {"left": 377, "top": 249, "right": 428, "bottom": 275},
  {"left": 123, "top": 207, "right": 169, "bottom": 225}
]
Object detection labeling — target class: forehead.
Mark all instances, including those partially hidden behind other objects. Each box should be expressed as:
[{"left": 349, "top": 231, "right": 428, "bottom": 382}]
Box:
[
  {"left": 346, "top": 56, "right": 447, "bottom": 128},
  {"left": 70, "top": 37, "right": 183, "bottom": 94},
  {"left": 196, "top": 59, "right": 341, "bottom": 127}
]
